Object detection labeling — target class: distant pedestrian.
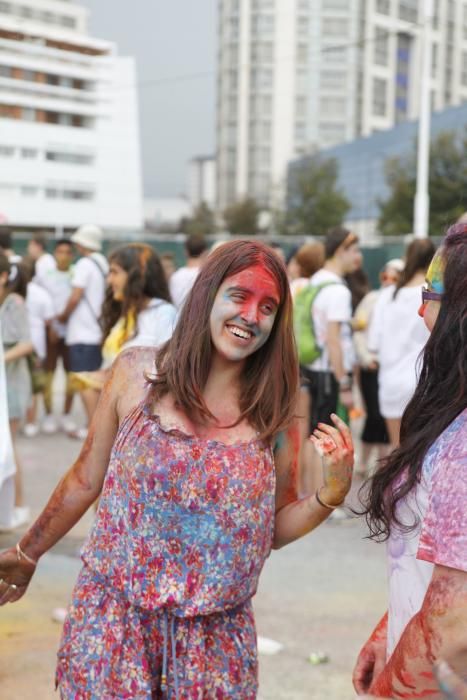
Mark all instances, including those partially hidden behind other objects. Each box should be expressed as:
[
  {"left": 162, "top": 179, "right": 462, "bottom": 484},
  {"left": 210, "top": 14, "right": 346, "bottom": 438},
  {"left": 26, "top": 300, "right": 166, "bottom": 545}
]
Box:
[
  {"left": 0, "top": 322, "right": 16, "bottom": 530},
  {"left": 290, "top": 241, "right": 325, "bottom": 300},
  {"left": 352, "top": 262, "right": 404, "bottom": 476},
  {"left": 160, "top": 252, "right": 176, "bottom": 283},
  {"left": 23, "top": 261, "right": 55, "bottom": 437},
  {"left": 367, "top": 239, "right": 434, "bottom": 447},
  {"left": 57, "top": 225, "right": 108, "bottom": 438},
  {"left": 27, "top": 233, "right": 55, "bottom": 286},
  {"left": 40, "top": 239, "right": 76, "bottom": 434},
  {"left": 169, "top": 233, "right": 207, "bottom": 308},
  {"left": 0, "top": 255, "right": 33, "bottom": 527}
]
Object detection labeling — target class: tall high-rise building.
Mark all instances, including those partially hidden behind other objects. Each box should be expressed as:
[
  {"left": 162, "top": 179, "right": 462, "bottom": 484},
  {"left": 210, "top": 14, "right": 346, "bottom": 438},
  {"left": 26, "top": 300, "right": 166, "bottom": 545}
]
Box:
[
  {"left": 0, "top": 0, "right": 143, "bottom": 231},
  {"left": 216, "top": 0, "right": 467, "bottom": 211}
]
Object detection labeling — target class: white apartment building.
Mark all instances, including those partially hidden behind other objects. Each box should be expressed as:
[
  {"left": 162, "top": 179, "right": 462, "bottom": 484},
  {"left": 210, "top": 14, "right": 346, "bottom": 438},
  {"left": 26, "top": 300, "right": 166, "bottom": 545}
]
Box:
[
  {"left": 187, "top": 155, "right": 217, "bottom": 212},
  {"left": 217, "top": 0, "right": 467, "bottom": 210},
  {"left": 0, "top": 0, "right": 143, "bottom": 232}
]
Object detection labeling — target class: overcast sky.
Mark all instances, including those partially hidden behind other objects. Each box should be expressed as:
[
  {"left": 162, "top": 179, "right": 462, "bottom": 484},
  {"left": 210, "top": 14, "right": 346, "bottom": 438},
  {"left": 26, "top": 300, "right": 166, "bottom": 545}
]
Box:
[{"left": 80, "top": 1, "right": 217, "bottom": 198}]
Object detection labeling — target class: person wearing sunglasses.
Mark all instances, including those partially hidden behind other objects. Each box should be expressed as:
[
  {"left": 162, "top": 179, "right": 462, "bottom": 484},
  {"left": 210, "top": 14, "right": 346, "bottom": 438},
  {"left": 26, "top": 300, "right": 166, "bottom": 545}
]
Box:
[{"left": 353, "top": 222, "right": 467, "bottom": 698}]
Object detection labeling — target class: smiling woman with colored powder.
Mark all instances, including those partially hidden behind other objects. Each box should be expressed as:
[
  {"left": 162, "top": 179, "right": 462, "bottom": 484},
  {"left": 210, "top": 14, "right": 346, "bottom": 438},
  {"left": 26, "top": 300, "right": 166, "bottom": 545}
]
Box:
[
  {"left": 0, "top": 241, "right": 354, "bottom": 699},
  {"left": 354, "top": 223, "right": 467, "bottom": 698}
]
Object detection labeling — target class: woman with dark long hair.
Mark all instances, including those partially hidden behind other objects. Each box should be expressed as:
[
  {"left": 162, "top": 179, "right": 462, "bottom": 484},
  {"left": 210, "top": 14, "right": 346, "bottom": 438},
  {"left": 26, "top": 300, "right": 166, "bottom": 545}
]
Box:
[
  {"left": 0, "top": 241, "right": 353, "bottom": 698},
  {"left": 353, "top": 223, "right": 467, "bottom": 698},
  {"left": 71, "top": 243, "right": 177, "bottom": 436}
]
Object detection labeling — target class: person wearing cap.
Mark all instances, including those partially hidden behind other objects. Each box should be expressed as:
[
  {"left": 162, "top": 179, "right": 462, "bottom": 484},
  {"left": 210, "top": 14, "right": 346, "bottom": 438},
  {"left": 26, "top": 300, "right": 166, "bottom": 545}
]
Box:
[{"left": 57, "top": 225, "right": 108, "bottom": 437}]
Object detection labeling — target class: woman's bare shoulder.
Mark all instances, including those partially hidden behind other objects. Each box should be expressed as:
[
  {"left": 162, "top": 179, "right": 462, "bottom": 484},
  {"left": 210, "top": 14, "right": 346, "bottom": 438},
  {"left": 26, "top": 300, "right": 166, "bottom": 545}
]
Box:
[{"left": 111, "top": 346, "right": 158, "bottom": 416}]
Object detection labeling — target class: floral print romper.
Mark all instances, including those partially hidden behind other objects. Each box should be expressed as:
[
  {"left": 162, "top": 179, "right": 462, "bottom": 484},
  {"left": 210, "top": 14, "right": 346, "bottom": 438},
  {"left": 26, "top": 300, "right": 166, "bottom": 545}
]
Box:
[{"left": 56, "top": 386, "right": 275, "bottom": 699}]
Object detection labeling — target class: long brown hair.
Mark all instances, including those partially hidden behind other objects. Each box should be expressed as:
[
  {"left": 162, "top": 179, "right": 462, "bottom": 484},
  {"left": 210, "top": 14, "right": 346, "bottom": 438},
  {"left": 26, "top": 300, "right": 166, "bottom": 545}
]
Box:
[
  {"left": 101, "top": 243, "right": 171, "bottom": 341},
  {"left": 360, "top": 223, "right": 467, "bottom": 540},
  {"left": 393, "top": 238, "right": 435, "bottom": 298},
  {"left": 151, "top": 240, "right": 299, "bottom": 442}
]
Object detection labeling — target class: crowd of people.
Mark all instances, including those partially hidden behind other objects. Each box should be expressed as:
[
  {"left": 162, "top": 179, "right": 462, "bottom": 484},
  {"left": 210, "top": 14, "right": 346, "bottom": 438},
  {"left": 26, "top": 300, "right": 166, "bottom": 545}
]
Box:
[{"left": 0, "top": 222, "right": 465, "bottom": 699}]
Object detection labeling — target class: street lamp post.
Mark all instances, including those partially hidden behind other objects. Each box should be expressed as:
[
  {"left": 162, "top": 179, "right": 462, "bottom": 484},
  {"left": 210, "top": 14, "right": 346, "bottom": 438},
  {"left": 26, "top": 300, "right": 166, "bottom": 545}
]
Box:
[{"left": 413, "top": 0, "right": 434, "bottom": 239}]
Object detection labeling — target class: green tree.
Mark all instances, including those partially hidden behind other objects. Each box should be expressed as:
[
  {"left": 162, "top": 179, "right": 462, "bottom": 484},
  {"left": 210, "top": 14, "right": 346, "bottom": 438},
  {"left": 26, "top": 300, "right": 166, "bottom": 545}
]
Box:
[
  {"left": 379, "top": 129, "right": 467, "bottom": 236},
  {"left": 223, "top": 197, "right": 260, "bottom": 235},
  {"left": 285, "top": 157, "right": 350, "bottom": 235},
  {"left": 181, "top": 202, "right": 216, "bottom": 236}
]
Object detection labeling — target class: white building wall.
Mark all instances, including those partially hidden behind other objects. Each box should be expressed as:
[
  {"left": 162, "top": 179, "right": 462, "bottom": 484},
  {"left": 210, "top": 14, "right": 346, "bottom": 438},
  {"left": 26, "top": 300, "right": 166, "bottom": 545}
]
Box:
[{"left": 0, "top": 0, "right": 143, "bottom": 231}]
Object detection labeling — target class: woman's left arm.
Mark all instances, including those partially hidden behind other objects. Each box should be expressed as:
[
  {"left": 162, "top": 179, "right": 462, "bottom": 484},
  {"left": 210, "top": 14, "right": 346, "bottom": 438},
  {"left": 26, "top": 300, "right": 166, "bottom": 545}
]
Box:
[
  {"left": 370, "top": 564, "right": 467, "bottom": 698},
  {"left": 273, "top": 413, "right": 354, "bottom": 549}
]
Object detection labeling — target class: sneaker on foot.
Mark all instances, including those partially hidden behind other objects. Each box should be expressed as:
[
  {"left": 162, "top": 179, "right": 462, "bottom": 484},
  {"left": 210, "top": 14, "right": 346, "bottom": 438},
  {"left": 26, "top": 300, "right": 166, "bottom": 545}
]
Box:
[
  {"left": 51, "top": 607, "right": 68, "bottom": 624},
  {"left": 60, "top": 415, "right": 77, "bottom": 434},
  {"left": 23, "top": 423, "right": 40, "bottom": 438},
  {"left": 42, "top": 414, "right": 58, "bottom": 434}
]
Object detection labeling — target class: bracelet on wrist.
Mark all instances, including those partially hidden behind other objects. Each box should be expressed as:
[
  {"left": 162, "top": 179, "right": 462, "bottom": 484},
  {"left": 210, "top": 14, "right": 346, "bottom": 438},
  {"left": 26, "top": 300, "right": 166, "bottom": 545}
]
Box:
[
  {"left": 315, "top": 487, "right": 345, "bottom": 510},
  {"left": 16, "top": 542, "right": 37, "bottom": 567}
]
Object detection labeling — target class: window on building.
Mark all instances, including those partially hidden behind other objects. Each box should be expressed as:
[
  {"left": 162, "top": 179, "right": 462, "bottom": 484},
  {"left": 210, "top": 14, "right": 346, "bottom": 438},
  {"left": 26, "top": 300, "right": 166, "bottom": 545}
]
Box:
[
  {"left": 21, "top": 186, "right": 38, "bottom": 197},
  {"left": 0, "top": 145, "right": 14, "bottom": 157},
  {"left": 21, "top": 148, "right": 37, "bottom": 159},
  {"left": 251, "top": 42, "right": 273, "bottom": 63},
  {"left": 45, "top": 151, "right": 94, "bottom": 165},
  {"left": 0, "top": 65, "right": 12, "bottom": 77},
  {"left": 297, "top": 15, "right": 309, "bottom": 36},
  {"left": 374, "top": 27, "right": 389, "bottom": 66},
  {"left": 322, "top": 18, "right": 349, "bottom": 36},
  {"left": 320, "top": 96, "right": 346, "bottom": 114},
  {"left": 45, "top": 188, "right": 59, "bottom": 199},
  {"left": 324, "top": 0, "right": 350, "bottom": 8},
  {"left": 19, "top": 5, "right": 32, "bottom": 18},
  {"left": 432, "top": 43, "right": 438, "bottom": 77},
  {"left": 319, "top": 123, "right": 346, "bottom": 144},
  {"left": 250, "top": 67, "right": 273, "bottom": 89},
  {"left": 373, "top": 77, "right": 387, "bottom": 116},
  {"left": 251, "top": 14, "right": 274, "bottom": 35},
  {"left": 398, "top": 0, "right": 418, "bottom": 23},
  {"left": 0, "top": 1, "right": 11, "bottom": 12},
  {"left": 295, "top": 96, "right": 307, "bottom": 119},
  {"left": 22, "top": 69, "right": 35, "bottom": 82},
  {"left": 294, "top": 122, "right": 307, "bottom": 142},
  {"left": 63, "top": 189, "right": 94, "bottom": 201},
  {"left": 21, "top": 107, "right": 36, "bottom": 121},
  {"left": 463, "top": 5, "right": 467, "bottom": 40},
  {"left": 61, "top": 15, "right": 77, "bottom": 28},
  {"left": 320, "top": 69, "right": 346, "bottom": 90},
  {"left": 296, "top": 43, "right": 308, "bottom": 64},
  {"left": 323, "top": 45, "right": 347, "bottom": 63},
  {"left": 376, "top": 0, "right": 390, "bottom": 13}
]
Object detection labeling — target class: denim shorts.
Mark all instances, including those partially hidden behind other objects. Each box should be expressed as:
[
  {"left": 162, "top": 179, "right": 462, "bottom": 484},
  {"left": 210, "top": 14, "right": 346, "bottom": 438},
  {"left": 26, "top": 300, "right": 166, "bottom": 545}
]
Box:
[{"left": 67, "top": 344, "right": 102, "bottom": 372}]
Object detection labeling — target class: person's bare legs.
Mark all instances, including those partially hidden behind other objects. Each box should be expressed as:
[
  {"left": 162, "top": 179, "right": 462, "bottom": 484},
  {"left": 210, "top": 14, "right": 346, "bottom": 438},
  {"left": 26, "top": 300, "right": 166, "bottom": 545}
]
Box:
[
  {"left": 9, "top": 419, "right": 24, "bottom": 507},
  {"left": 385, "top": 418, "right": 401, "bottom": 449},
  {"left": 25, "top": 395, "right": 38, "bottom": 426}
]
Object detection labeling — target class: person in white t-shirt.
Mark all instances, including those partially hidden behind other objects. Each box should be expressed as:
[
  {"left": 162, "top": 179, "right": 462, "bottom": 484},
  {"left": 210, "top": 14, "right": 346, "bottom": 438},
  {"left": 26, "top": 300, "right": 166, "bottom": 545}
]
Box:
[
  {"left": 27, "top": 234, "right": 56, "bottom": 286},
  {"left": 367, "top": 238, "right": 435, "bottom": 447},
  {"left": 304, "top": 228, "right": 361, "bottom": 430},
  {"left": 39, "top": 239, "right": 76, "bottom": 434},
  {"left": 169, "top": 233, "right": 208, "bottom": 309},
  {"left": 57, "top": 225, "right": 108, "bottom": 435}
]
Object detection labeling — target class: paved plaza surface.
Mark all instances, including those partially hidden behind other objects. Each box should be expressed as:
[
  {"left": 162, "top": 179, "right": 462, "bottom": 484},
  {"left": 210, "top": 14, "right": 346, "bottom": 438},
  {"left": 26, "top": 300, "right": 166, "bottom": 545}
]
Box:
[{"left": 0, "top": 423, "right": 387, "bottom": 700}]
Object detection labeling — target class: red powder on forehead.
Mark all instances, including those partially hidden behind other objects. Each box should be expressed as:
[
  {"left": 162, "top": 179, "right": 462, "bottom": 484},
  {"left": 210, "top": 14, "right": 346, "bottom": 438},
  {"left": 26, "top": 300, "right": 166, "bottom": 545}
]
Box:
[{"left": 225, "top": 264, "right": 280, "bottom": 302}]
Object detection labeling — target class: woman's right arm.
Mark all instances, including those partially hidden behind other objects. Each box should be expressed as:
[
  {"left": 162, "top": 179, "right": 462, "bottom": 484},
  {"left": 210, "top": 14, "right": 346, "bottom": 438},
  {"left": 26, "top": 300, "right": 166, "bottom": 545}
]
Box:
[{"left": 0, "top": 356, "right": 123, "bottom": 605}]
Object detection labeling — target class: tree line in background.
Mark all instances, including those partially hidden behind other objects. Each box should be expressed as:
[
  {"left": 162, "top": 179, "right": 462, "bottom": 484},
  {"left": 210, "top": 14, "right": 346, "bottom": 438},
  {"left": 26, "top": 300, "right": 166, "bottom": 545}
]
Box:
[{"left": 181, "top": 127, "right": 467, "bottom": 237}]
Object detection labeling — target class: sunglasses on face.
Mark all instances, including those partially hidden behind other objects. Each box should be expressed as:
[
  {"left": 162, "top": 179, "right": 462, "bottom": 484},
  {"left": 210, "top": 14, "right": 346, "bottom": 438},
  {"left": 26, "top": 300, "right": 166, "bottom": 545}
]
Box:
[{"left": 421, "top": 285, "right": 443, "bottom": 304}]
